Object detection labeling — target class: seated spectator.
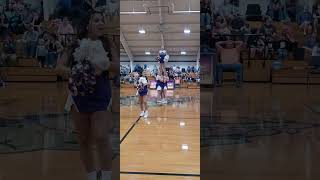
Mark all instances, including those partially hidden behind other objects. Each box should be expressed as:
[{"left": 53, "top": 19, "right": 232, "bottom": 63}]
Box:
[
  {"left": 200, "top": 0, "right": 212, "bottom": 31},
  {"left": 230, "top": 16, "right": 245, "bottom": 34},
  {"left": 240, "top": 23, "right": 251, "bottom": 42},
  {"left": 282, "top": 22, "right": 298, "bottom": 51},
  {"left": 215, "top": 39, "right": 243, "bottom": 87},
  {"left": 8, "top": 9, "right": 24, "bottom": 34},
  {"left": 22, "top": 4, "right": 34, "bottom": 25},
  {"left": 22, "top": 24, "right": 39, "bottom": 58},
  {"left": 36, "top": 37, "right": 48, "bottom": 68},
  {"left": 46, "top": 34, "right": 63, "bottom": 68},
  {"left": 267, "top": 0, "right": 289, "bottom": 22},
  {"left": 248, "top": 35, "right": 265, "bottom": 59},
  {"left": 313, "top": 4, "right": 320, "bottom": 32},
  {"left": 0, "top": 13, "right": 8, "bottom": 39},
  {"left": 303, "top": 24, "right": 317, "bottom": 50},
  {"left": 277, "top": 35, "right": 289, "bottom": 61},
  {"left": 311, "top": 41, "right": 320, "bottom": 56},
  {"left": 215, "top": 15, "right": 230, "bottom": 34},
  {"left": 286, "top": 0, "right": 297, "bottom": 22},
  {"left": 1, "top": 34, "right": 16, "bottom": 66},
  {"left": 57, "top": 17, "right": 74, "bottom": 45},
  {"left": 259, "top": 18, "right": 277, "bottom": 37},
  {"left": 219, "top": 0, "right": 240, "bottom": 19},
  {"left": 298, "top": 6, "right": 313, "bottom": 35}
]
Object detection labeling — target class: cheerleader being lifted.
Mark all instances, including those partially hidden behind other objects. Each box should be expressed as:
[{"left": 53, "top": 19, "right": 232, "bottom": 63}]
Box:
[{"left": 156, "top": 47, "right": 169, "bottom": 74}]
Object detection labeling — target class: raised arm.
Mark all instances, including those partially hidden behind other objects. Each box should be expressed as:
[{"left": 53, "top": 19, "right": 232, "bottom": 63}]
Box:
[
  {"left": 215, "top": 41, "right": 225, "bottom": 51},
  {"left": 234, "top": 41, "right": 243, "bottom": 49}
]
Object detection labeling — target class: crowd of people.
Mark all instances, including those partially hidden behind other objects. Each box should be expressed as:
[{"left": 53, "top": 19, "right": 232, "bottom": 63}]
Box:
[
  {"left": 201, "top": 0, "right": 320, "bottom": 87},
  {"left": 120, "top": 64, "right": 200, "bottom": 86},
  {"left": 0, "top": 0, "right": 78, "bottom": 69}
]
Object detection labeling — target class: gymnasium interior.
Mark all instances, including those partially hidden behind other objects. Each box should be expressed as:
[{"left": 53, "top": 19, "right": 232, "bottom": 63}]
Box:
[
  {"left": 0, "top": 0, "right": 120, "bottom": 180},
  {"left": 201, "top": 0, "right": 320, "bottom": 179},
  {"left": 120, "top": 0, "right": 200, "bottom": 179}
]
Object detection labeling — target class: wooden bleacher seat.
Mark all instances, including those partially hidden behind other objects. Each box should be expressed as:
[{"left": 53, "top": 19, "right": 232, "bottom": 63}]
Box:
[{"left": 0, "top": 67, "right": 57, "bottom": 82}]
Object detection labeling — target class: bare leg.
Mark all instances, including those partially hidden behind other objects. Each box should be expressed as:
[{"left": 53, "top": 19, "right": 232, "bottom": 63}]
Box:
[
  {"left": 143, "top": 96, "right": 148, "bottom": 111},
  {"left": 139, "top": 96, "right": 144, "bottom": 111},
  {"left": 71, "top": 107, "right": 95, "bottom": 173},
  {"left": 91, "top": 110, "right": 113, "bottom": 171}
]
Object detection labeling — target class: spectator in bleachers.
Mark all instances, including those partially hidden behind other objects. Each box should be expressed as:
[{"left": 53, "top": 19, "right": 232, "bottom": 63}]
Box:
[
  {"left": 297, "top": 6, "right": 313, "bottom": 35},
  {"left": 215, "top": 15, "right": 230, "bottom": 34},
  {"left": 36, "top": 37, "right": 47, "bottom": 68},
  {"left": 22, "top": 24, "right": 39, "bottom": 58},
  {"left": 215, "top": 39, "right": 243, "bottom": 87},
  {"left": 312, "top": 3, "right": 320, "bottom": 33},
  {"left": 22, "top": 4, "right": 34, "bottom": 25},
  {"left": 0, "top": 13, "right": 8, "bottom": 39},
  {"left": 1, "top": 34, "right": 16, "bottom": 66},
  {"left": 240, "top": 23, "right": 250, "bottom": 34},
  {"left": 46, "top": 34, "right": 63, "bottom": 68},
  {"left": 282, "top": 21, "right": 298, "bottom": 51},
  {"left": 7, "top": 8, "right": 24, "bottom": 34},
  {"left": 249, "top": 34, "right": 265, "bottom": 59},
  {"left": 266, "top": 0, "right": 288, "bottom": 22},
  {"left": 259, "top": 18, "right": 277, "bottom": 37},
  {"left": 57, "top": 17, "right": 74, "bottom": 45},
  {"left": 230, "top": 15, "right": 245, "bottom": 34},
  {"left": 240, "top": 23, "right": 251, "bottom": 43},
  {"left": 201, "top": 0, "right": 212, "bottom": 31},
  {"left": 286, "top": 0, "right": 297, "bottom": 22},
  {"left": 303, "top": 23, "right": 317, "bottom": 50},
  {"left": 277, "top": 34, "right": 289, "bottom": 61},
  {"left": 311, "top": 40, "right": 320, "bottom": 56},
  {"left": 219, "top": 0, "right": 239, "bottom": 19}
]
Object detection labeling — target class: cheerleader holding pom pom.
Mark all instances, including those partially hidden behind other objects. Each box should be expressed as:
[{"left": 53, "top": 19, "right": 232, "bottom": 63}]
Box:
[
  {"left": 157, "top": 48, "right": 169, "bottom": 74},
  {"left": 137, "top": 72, "right": 149, "bottom": 118}
]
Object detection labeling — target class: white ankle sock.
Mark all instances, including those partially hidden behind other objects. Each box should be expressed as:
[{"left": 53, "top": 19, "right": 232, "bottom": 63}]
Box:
[
  {"left": 101, "top": 170, "right": 112, "bottom": 180},
  {"left": 87, "top": 171, "right": 97, "bottom": 180}
]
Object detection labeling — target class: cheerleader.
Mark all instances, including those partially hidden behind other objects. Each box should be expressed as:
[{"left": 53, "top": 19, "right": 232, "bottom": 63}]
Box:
[
  {"left": 137, "top": 72, "right": 149, "bottom": 118},
  {"left": 156, "top": 72, "right": 163, "bottom": 103},
  {"left": 156, "top": 71, "right": 169, "bottom": 104},
  {"left": 162, "top": 72, "right": 169, "bottom": 104},
  {"left": 157, "top": 48, "right": 169, "bottom": 74},
  {"left": 62, "top": 10, "right": 118, "bottom": 180}
]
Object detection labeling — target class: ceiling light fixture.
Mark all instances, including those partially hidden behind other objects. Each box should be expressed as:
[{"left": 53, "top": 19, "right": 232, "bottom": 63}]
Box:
[
  {"left": 184, "top": 29, "right": 191, "bottom": 34},
  {"left": 181, "top": 51, "right": 186, "bottom": 55},
  {"left": 139, "top": 29, "right": 146, "bottom": 34}
]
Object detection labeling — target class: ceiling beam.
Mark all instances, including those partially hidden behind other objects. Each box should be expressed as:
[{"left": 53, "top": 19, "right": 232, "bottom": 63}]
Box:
[
  {"left": 159, "top": 0, "right": 164, "bottom": 49},
  {"left": 120, "top": 30, "right": 135, "bottom": 72}
]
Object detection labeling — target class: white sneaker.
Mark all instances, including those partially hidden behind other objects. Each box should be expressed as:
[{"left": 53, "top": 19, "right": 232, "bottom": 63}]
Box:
[
  {"left": 157, "top": 100, "right": 162, "bottom": 103},
  {"left": 162, "top": 99, "right": 167, "bottom": 104},
  {"left": 139, "top": 111, "right": 144, "bottom": 117},
  {"left": 144, "top": 111, "right": 149, "bottom": 118}
]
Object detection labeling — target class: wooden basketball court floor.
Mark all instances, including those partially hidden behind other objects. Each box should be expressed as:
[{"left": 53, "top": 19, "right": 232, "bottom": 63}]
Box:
[
  {"left": 201, "top": 83, "right": 320, "bottom": 180},
  {"left": 120, "top": 87, "right": 200, "bottom": 180},
  {"left": 0, "top": 82, "right": 120, "bottom": 180}
]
